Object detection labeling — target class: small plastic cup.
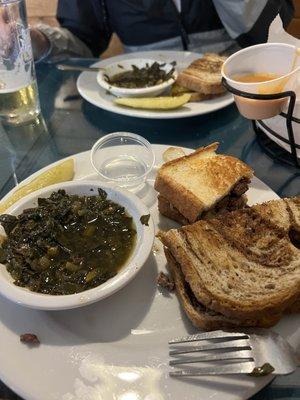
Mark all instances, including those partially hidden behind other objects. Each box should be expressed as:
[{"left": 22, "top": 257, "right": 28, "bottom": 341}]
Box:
[
  {"left": 222, "top": 43, "right": 300, "bottom": 119},
  {"left": 90, "top": 132, "right": 155, "bottom": 189}
]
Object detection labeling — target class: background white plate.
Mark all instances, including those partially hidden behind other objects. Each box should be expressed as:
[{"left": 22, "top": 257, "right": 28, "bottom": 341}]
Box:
[
  {"left": 0, "top": 145, "right": 298, "bottom": 400},
  {"left": 77, "top": 51, "right": 234, "bottom": 119}
]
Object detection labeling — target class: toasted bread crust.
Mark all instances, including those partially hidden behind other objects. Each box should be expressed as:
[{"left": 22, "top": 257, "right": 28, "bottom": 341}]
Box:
[
  {"left": 176, "top": 53, "right": 227, "bottom": 95},
  {"left": 154, "top": 143, "right": 253, "bottom": 223},
  {"left": 165, "top": 249, "right": 281, "bottom": 330},
  {"left": 160, "top": 197, "right": 300, "bottom": 321},
  {"left": 176, "top": 73, "right": 225, "bottom": 95},
  {"left": 160, "top": 142, "right": 219, "bottom": 169},
  {"left": 158, "top": 195, "right": 189, "bottom": 225}
]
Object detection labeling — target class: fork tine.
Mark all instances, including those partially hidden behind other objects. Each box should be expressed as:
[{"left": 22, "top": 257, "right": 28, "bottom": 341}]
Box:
[
  {"left": 169, "top": 361, "right": 256, "bottom": 376},
  {"left": 169, "top": 331, "right": 249, "bottom": 344},
  {"left": 169, "top": 339, "right": 250, "bottom": 356},
  {"left": 169, "top": 350, "right": 253, "bottom": 365}
]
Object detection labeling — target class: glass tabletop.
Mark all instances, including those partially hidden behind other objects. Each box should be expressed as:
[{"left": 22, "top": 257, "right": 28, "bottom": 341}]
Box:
[{"left": 0, "top": 58, "right": 299, "bottom": 400}]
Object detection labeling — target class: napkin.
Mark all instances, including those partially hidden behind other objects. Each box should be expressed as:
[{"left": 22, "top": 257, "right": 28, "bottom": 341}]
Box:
[
  {"left": 261, "top": 15, "right": 300, "bottom": 154},
  {"left": 268, "top": 15, "right": 300, "bottom": 102},
  {"left": 268, "top": 15, "right": 300, "bottom": 47}
]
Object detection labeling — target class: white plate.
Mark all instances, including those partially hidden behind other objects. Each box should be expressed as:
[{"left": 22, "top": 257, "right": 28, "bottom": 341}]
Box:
[
  {"left": 77, "top": 51, "right": 234, "bottom": 119},
  {"left": 0, "top": 144, "right": 298, "bottom": 400}
]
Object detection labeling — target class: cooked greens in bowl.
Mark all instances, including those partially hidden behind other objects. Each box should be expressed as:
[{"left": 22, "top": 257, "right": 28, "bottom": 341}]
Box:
[
  {"left": 0, "top": 189, "right": 136, "bottom": 295},
  {"left": 0, "top": 180, "right": 155, "bottom": 310},
  {"left": 97, "top": 58, "right": 178, "bottom": 98},
  {"left": 104, "top": 61, "right": 176, "bottom": 89}
]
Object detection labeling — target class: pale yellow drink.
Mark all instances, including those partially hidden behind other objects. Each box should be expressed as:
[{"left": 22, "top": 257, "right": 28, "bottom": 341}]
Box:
[
  {"left": 0, "top": 0, "right": 41, "bottom": 124},
  {"left": 0, "top": 81, "right": 40, "bottom": 124}
]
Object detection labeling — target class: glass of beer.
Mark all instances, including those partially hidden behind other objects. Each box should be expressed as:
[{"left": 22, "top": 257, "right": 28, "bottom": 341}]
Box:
[{"left": 0, "top": 0, "right": 40, "bottom": 125}]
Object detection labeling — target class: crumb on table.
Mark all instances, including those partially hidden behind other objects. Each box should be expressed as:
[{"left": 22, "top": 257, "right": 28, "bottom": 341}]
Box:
[
  {"left": 20, "top": 333, "right": 40, "bottom": 345},
  {"left": 157, "top": 272, "right": 175, "bottom": 292}
]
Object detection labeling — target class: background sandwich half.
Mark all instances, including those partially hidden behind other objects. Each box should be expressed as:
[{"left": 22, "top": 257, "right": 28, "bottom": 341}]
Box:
[{"left": 173, "top": 53, "right": 227, "bottom": 101}]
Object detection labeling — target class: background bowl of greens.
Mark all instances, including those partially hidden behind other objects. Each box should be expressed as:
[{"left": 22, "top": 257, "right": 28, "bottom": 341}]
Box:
[
  {"left": 0, "top": 181, "right": 154, "bottom": 310},
  {"left": 97, "top": 58, "right": 177, "bottom": 98}
]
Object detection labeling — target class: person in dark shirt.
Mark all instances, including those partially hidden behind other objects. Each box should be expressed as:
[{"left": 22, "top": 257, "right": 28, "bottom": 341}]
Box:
[{"left": 30, "top": 0, "right": 294, "bottom": 61}]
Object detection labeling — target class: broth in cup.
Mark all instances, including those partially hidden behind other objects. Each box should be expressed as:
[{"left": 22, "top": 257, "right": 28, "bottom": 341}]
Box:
[
  {"left": 222, "top": 43, "right": 300, "bottom": 120},
  {"left": 232, "top": 73, "right": 280, "bottom": 84}
]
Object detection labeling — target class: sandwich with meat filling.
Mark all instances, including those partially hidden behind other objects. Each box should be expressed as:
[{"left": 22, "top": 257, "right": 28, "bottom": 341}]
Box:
[
  {"left": 159, "top": 197, "right": 300, "bottom": 330},
  {"left": 154, "top": 142, "right": 253, "bottom": 225}
]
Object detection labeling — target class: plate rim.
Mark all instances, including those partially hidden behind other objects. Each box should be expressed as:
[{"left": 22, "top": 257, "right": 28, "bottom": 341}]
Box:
[{"left": 76, "top": 50, "right": 234, "bottom": 119}]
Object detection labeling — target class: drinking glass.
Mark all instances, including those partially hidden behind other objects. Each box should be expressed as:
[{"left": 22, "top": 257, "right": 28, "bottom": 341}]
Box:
[{"left": 0, "top": 0, "right": 40, "bottom": 124}]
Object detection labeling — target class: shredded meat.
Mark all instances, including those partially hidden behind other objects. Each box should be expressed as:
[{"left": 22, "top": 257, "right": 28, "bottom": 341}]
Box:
[
  {"left": 227, "top": 195, "right": 247, "bottom": 211},
  {"left": 157, "top": 272, "right": 175, "bottom": 292},
  {"left": 231, "top": 178, "right": 250, "bottom": 197},
  {"left": 20, "top": 333, "right": 40, "bottom": 345},
  {"left": 200, "top": 178, "right": 250, "bottom": 219}
]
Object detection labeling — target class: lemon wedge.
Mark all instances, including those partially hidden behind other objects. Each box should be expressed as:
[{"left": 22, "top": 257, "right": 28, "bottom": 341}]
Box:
[
  {"left": 0, "top": 158, "right": 74, "bottom": 214},
  {"left": 115, "top": 94, "right": 191, "bottom": 110}
]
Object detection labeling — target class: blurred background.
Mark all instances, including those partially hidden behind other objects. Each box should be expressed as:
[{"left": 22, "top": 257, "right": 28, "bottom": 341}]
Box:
[
  {"left": 26, "top": 0, "right": 123, "bottom": 59},
  {"left": 25, "top": 0, "right": 300, "bottom": 59},
  {"left": 289, "top": 0, "right": 300, "bottom": 36}
]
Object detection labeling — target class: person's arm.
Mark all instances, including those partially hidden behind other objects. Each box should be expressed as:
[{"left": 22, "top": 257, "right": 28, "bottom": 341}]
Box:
[
  {"left": 31, "top": 24, "right": 94, "bottom": 62},
  {"left": 31, "top": 0, "right": 112, "bottom": 61},
  {"left": 30, "top": 28, "right": 52, "bottom": 61},
  {"left": 212, "top": 0, "right": 294, "bottom": 47}
]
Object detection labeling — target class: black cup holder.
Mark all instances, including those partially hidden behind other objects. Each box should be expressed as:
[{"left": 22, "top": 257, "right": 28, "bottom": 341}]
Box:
[{"left": 222, "top": 78, "right": 300, "bottom": 168}]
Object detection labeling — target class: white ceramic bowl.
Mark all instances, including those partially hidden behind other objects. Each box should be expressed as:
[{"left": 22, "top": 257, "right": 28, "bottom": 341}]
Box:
[
  {"left": 0, "top": 180, "right": 155, "bottom": 310},
  {"left": 97, "top": 58, "right": 177, "bottom": 98}
]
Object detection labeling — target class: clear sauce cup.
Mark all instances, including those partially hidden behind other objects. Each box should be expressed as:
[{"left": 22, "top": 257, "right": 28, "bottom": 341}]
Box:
[{"left": 91, "top": 132, "right": 155, "bottom": 189}]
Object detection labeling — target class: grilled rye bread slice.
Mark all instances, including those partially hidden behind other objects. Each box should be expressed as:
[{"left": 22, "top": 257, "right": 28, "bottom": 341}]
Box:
[
  {"left": 176, "top": 53, "right": 227, "bottom": 95},
  {"left": 160, "top": 197, "right": 300, "bottom": 322},
  {"left": 165, "top": 249, "right": 282, "bottom": 330},
  {"left": 154, "top": 142, "right": 253, "bottom": 223}
]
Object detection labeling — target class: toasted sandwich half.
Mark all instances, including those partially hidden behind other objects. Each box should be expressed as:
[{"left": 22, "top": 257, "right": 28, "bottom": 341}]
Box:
[
  {"left": 176, "top": 53, "right": 227, "bottom": 95},
  {"left": 160, "top": 197, "right": 300, "bottom": 330},
  {"left": 154, "top": 143, "right": 253, "bottom": 224},
  {"left": 171, "top": 82, "right": 223, "bottom": 102}
]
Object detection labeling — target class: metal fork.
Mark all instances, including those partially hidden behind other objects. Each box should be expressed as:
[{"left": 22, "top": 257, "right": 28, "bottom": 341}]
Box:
[
  {"left": 169, "top": 329, "right": 300, "bottom": 377},
  {"left": 57, "top": 64, "right": 104, "bottom": 73}
]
